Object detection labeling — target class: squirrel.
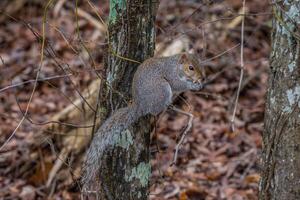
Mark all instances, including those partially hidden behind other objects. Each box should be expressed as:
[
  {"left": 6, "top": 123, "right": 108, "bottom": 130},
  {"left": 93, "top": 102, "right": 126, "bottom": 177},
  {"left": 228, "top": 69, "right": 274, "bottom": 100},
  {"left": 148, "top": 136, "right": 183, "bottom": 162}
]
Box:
[{"left": 82, "top": 53, "right": 205, "bottom": 193}]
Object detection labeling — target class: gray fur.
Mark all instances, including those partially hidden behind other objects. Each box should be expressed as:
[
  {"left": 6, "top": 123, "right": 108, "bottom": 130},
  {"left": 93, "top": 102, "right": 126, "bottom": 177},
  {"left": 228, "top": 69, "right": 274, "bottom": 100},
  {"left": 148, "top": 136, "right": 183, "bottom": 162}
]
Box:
[{"left": 82, "top": 54, "right": 204, "bottom": 194}]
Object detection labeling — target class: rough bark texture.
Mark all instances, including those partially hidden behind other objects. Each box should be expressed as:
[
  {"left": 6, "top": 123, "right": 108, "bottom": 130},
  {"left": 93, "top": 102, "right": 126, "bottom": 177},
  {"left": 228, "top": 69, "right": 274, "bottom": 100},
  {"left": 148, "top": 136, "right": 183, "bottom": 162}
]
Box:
[
  {"left": 259, "top": 1, "right": 300, "bottom": 200},
  {"left": 93, "top": 0, "right": 158, "bottom": 199}
]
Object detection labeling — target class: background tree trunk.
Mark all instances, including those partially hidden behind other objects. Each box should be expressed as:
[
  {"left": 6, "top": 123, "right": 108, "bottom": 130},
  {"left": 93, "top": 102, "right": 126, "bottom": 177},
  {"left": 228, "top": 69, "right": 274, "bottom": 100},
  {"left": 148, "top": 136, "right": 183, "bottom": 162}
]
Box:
[
  {"left": 259, "top": 1, "right": 300, "bottom": 199},
  {"left": 93, "top": 0, "right": 158, "bottom": 199}
]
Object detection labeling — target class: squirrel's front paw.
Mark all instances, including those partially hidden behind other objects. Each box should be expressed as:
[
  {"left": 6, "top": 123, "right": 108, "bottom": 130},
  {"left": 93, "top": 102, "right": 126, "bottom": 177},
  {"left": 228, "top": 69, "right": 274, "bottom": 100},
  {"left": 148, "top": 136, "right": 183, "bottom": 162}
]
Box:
[{"left": 191, "top": 82, "right": 204, "bottom": 91}]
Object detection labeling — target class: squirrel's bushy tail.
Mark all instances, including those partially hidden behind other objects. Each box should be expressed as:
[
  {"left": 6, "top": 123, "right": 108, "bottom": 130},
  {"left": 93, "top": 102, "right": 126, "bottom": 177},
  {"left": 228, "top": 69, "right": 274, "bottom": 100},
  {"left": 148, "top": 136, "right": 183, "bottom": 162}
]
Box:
[{"left": 82, "top": 104, "right": 140, "bottom": 192}]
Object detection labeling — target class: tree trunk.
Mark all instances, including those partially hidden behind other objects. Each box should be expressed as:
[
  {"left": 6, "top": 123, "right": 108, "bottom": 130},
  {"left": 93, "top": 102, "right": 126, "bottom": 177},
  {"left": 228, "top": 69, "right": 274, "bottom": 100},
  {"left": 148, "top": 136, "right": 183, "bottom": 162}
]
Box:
[
  {"left": 259, "top": 1, "right": 300, "bottom": 199},
  {"left": 91, "top": 0, "right": 158, "bottom": 199}
]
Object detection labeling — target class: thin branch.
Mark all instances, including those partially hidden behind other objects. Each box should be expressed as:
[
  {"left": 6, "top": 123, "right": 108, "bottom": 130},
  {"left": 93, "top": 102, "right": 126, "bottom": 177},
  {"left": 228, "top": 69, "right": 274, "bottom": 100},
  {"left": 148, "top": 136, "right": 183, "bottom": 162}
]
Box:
[
  {"left": 14, "top": 97, "right": 96, "bottom": 129},
  {"left": 167, "top": 12, "right": 270, "bottom": 41},
  {"left": 91, "top": 80, "right": 103, "bottom": 138},
  {"left": 0, "top": 55, "right": 4, "bottom": 66},
  {"left": 230, "top": 0, "right": 246, "bottom": 131},
  {"left": 200, "top": 44, "right": 240, "bottom": 65},
  {"left": 170, "top": 106, "right": 194, "bottom": 166},
  {"left": 24, "top": 19, "right": 98, "bottom": 113},
  {"left": 0, "top": 0, "right": 55, "bottom": 151},
  {"left": 44, "top": 80, "right": 84, "bottom": 113},
  {"left": 0, "top": 74, "right": 72, "bottom": 93},
  {"left": 202, "top": 65, "right": 236, "bottom": 87},
  {"left": 195, "top": 91, "right": 228, "bottom": 101}
]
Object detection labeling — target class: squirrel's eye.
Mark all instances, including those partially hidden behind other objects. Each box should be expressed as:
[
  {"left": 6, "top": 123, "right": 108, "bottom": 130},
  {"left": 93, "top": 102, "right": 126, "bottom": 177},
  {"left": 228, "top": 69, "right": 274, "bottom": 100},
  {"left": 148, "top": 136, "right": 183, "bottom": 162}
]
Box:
[{"left": 188, "top": 65, "right": 194, "bottom": 71}]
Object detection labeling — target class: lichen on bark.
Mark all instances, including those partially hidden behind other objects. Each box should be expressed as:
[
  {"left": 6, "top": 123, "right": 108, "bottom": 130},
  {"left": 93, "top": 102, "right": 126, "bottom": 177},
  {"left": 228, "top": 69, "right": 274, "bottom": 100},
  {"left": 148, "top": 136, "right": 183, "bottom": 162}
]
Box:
[
  {"left": 259, "top": 1, "right": 300, "bottom": 199},
  {"left": 86, "top": 0, "right": 158, "bottom": 199},
  {"left": 125, "top": 162, "right": 151, "bottom": 187}
]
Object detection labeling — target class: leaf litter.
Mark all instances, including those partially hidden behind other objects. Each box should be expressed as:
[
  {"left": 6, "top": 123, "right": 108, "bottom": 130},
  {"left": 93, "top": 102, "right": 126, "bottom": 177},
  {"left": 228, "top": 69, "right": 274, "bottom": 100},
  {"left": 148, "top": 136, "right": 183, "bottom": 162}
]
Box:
[{"left": 0, "top": 0, "right": 270, "bottom": 199}]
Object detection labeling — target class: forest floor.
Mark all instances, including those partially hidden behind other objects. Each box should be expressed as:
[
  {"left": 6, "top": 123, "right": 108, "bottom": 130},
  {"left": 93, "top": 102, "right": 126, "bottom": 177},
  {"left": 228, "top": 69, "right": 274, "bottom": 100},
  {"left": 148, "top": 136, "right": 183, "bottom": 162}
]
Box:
[{"left": 0, "top": 0, "right": 270, "bottom": 199}]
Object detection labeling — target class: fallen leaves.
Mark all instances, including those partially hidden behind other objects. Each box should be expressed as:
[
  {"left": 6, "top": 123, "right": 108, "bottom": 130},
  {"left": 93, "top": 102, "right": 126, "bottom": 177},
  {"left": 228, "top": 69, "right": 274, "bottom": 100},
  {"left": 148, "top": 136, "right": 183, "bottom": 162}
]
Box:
[{"left": 0, "top": 0, "right": 270, "bottom": 199}]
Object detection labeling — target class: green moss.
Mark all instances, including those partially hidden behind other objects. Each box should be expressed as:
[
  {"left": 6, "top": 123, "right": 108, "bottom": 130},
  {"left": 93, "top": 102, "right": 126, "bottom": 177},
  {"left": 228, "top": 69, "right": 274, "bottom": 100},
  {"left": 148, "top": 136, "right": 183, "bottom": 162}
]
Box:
[
  {"left": 98, "top": 107, "right": 107, "bottom": 116},
  {"left": 109, "top": 0, "right": 126, "bottom": 24}
]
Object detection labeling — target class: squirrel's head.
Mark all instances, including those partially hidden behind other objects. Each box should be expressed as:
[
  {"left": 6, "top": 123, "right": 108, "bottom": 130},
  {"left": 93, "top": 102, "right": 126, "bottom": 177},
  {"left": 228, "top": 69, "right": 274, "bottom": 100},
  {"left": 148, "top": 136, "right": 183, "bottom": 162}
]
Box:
[{"left": 178, "top": 53, "right": 205, "bottom": 90}]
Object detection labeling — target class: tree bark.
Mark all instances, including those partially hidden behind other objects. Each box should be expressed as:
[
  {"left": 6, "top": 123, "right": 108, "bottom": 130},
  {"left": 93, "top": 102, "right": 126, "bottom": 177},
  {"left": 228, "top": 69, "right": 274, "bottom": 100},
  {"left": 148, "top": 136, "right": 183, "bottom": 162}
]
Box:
[
  {"left": 259, "top": 1, "right": 300, "bottom": 199},
  {"left": 92, "top": 0, "right": 158, "bottom": 199}
]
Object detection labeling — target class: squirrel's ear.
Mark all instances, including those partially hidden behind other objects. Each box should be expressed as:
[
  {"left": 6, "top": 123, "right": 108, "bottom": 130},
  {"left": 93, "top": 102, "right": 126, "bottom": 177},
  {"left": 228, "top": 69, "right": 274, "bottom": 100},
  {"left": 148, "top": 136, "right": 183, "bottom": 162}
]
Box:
[{"left": 179, "top": 53, "right": 188, "bottom": 64}]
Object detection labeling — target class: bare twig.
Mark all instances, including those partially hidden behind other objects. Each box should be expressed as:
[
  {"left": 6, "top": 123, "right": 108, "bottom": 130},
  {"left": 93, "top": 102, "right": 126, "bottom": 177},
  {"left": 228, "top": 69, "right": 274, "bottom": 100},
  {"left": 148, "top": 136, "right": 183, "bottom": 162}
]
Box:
[
  {"left": 202, "top": 65, "right": 236, "bottom": 87},
  {"left": 45, "top": 139, "right": 83, "bottom": 190},
  {"left": 168, "top": 12, "right": 270, "bottom": 41},
  {"left": 230, "top": 0, "right": 246, "bottom": 131},
  {"left": 42, "top": 42, "right": 97, "bottom": 113},
  {"left": 0, "top": 74, "right": 72, "bottom": 93},
  {"left": 14, "top": 96, "right": 96, "bottom": 129},
  {"left": 24, "top": 19, "right": 98, "bottom": 113},
  {"left": 49, "top": 24, "right": 78, "bottom": 53},
  {"left": 200, "top": 44, "right": 240, "bottom": 65},
  {"left": 46, "top": 147, "right": 69, "bottom": 187},
  {"left": 65, "top": 1, "right": 106, "bottom": 33},
  {"left": 0, "top": 55, "right": 4, "bottom": 66},
  {"left": 170, "top": 106, "right": 194, "bottom": 166},
  {"left": 167, "top": 4, "right": 203, "bottom": 34},
  {"left": 0, "top": 0, "right": 55, "bottom": 151},
  {"left": 195, "top": 91, "right": 227, "bottom": 101},
  {"left": 53, "top": 0, "right": 67, "bottom": 17},
  {"left": 91, "top": 80, "right": 103, "bottom": 138}
]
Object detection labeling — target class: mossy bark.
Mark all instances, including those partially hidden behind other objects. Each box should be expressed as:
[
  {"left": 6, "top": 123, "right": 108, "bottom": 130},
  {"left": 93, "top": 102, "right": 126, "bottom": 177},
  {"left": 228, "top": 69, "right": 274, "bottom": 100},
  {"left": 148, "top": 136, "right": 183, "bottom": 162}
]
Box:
[
  {"left": 259, "top": 1, "right": 300, "bottom": 199},
  {"left": 92, "top": 0, "right": 158, "bottom": 199}
]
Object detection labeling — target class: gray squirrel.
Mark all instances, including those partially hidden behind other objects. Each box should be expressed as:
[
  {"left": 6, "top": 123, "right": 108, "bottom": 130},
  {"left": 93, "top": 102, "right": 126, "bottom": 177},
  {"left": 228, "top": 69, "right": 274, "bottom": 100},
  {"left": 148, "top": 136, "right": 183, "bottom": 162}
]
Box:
[{"left": 82, "top": 53, "right": 205, "bottom": 193}]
